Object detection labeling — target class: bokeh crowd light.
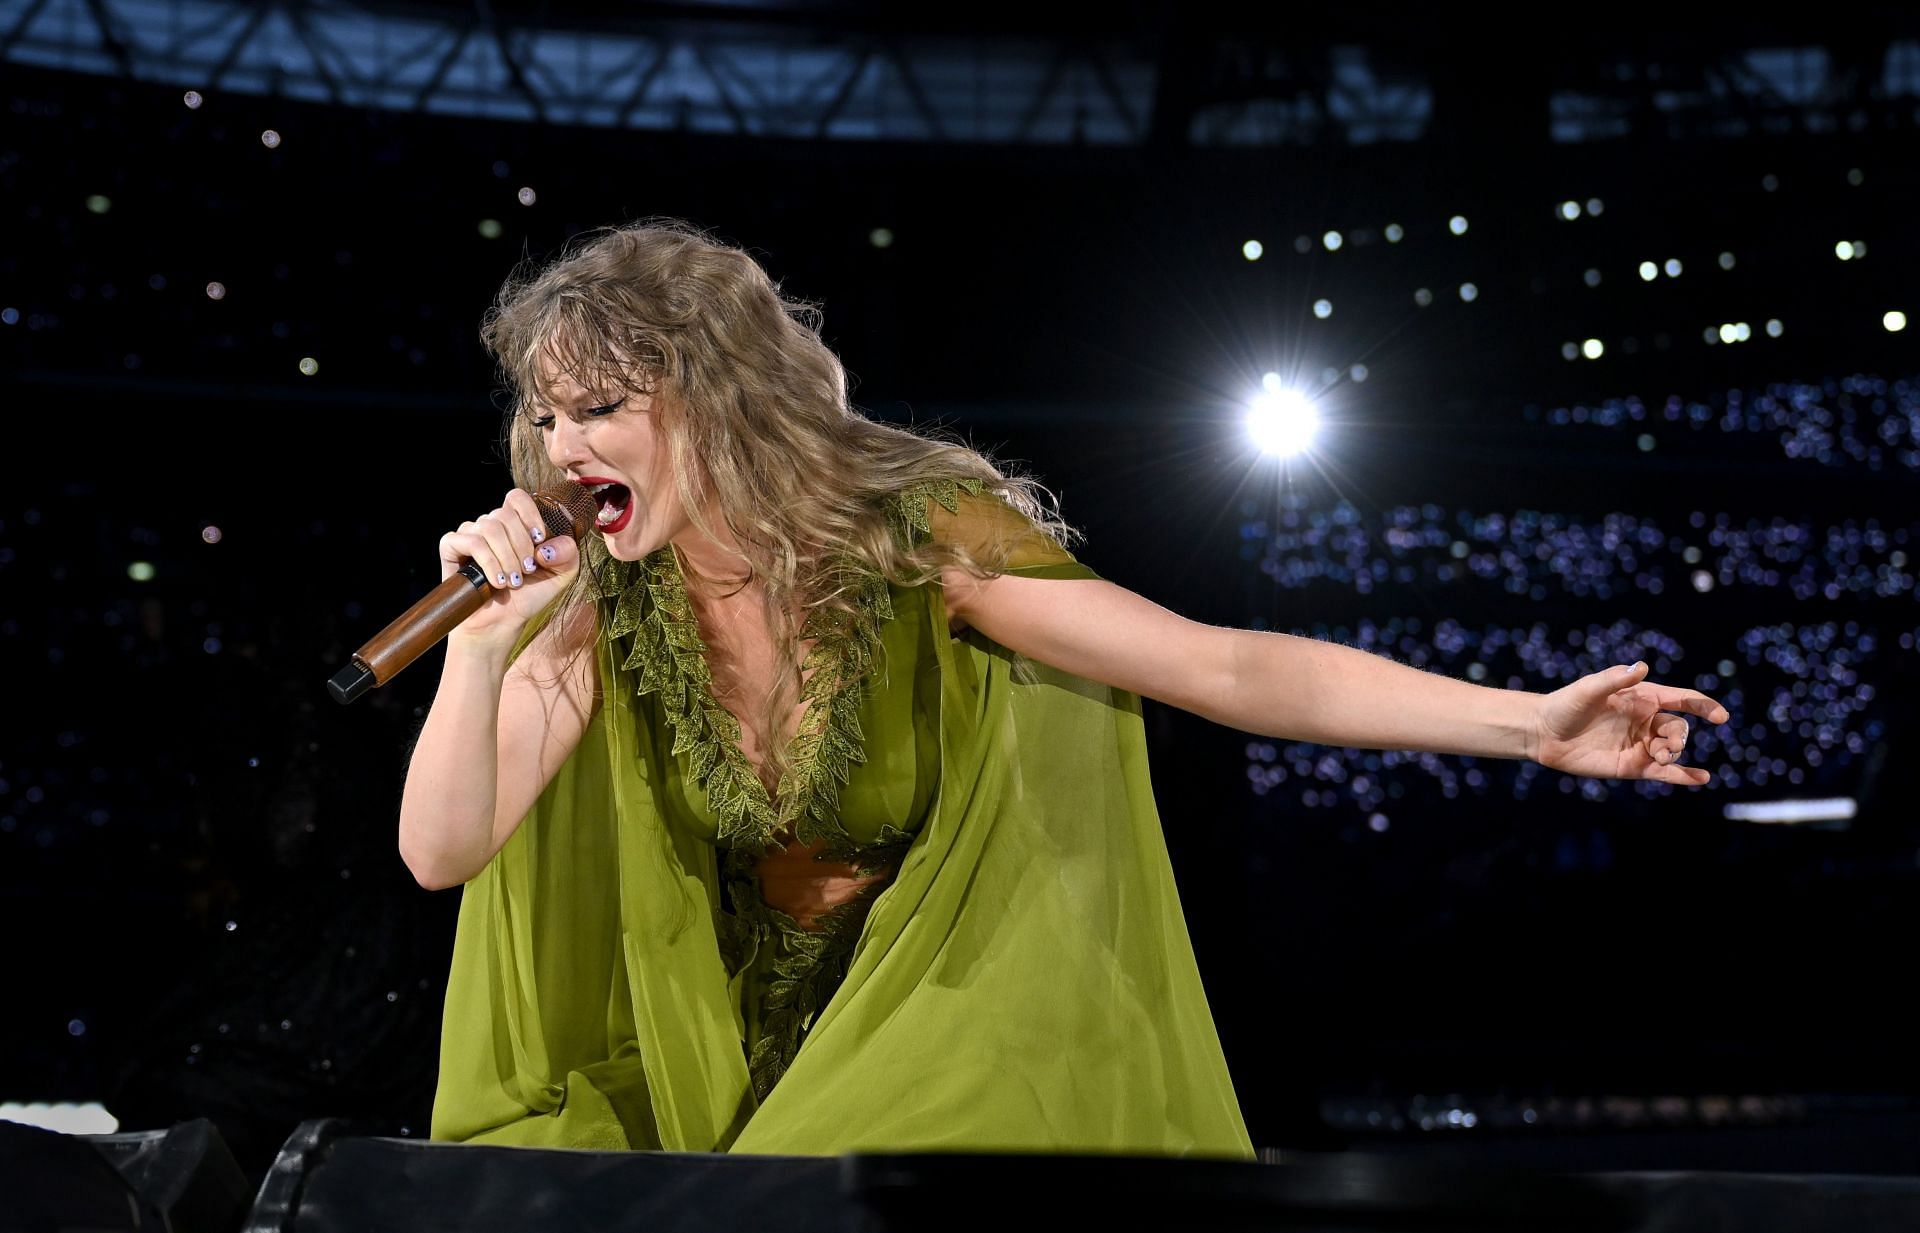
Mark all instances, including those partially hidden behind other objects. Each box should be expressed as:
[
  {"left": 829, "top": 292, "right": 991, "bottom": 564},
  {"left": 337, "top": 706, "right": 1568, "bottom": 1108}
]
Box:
[
  {"left": 1248, "top": 501, "right": 1916, "bottom": 603},
  {"left": 1535, "top": 373, "right": 1920, "bottom": 470},
  {"left": 1240, "top": 608, "right": 1901, "bottom": 814},
  {"left": 1239, "top": 363, "right": 1914, "bottom": 824}
]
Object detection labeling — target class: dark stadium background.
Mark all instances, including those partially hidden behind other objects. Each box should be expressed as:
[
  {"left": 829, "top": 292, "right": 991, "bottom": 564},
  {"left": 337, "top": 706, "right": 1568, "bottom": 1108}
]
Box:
[{"left": 3, "top": 2, "right": 1916, "bottom": 1179}]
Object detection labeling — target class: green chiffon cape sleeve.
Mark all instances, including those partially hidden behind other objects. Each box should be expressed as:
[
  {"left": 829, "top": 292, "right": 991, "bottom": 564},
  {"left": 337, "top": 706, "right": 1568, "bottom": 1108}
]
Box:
[{"left": 428, "top": 487, "right": 1253, "bottom": 1158}]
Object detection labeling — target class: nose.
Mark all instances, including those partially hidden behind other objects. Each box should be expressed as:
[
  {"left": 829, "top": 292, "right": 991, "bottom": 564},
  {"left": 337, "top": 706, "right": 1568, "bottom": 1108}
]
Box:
[{"left": 543, "top": 414, "right": 590, "bottom": 470}]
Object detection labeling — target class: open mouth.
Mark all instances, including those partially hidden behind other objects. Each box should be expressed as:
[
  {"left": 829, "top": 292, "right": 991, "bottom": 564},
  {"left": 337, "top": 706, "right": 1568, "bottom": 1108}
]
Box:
[{"left": 588, "top": 482, "right": 632, "bottom": 528}]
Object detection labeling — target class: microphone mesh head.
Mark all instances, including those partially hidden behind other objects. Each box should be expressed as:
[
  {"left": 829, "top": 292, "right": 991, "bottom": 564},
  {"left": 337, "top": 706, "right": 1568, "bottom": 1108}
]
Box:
[{"left": 534, "top": 481, "right": 600, "bottom": 540}]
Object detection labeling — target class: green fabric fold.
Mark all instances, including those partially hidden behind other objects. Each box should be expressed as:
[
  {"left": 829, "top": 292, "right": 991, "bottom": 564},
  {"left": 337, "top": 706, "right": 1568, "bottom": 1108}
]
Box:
[{"left": 430, "top": 522, "right": 1252, "bottom": 1157}]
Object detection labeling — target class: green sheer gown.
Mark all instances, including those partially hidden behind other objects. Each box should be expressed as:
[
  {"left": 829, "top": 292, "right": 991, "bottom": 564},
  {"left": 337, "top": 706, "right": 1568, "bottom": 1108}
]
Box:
[{"left": 428, "top": 480, "right": 1253, "bottom": 1157}]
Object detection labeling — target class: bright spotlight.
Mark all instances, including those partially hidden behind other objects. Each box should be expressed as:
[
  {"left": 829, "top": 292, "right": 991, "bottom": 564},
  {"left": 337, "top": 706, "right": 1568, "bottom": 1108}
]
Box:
[
  {"left": 1558, "top": 201, "right": 1580, "bottom": 221},
  {"left": 1247, "top": 388, "right": 1319, "bottom": 457},
  {"left": 1561, "top": 342, "right": 1579, "bottom": 361},
  {"left": 1582, "top": 338, "right": 1605, "bottom": 359},
  {"left": 1719, "top": 323, "right": 1740, "bottom": 344},
  {"left": 1639, "top": 261, "right": 1658, "bottom": 282},
  {"left": 1886, "top": 311, "right": 1909, "bottom": 333},
  {"left": 1718, "top": 251, "right": 1736, "bottom": 270},
  {"left": 1262, "top": 371, "right": 1284, "bottom": 392},
  {"left": 1384, "top": 223, "right": 1404, "bottom": 243},
  {"left": 1312, "top": 299, "right": 1333, "bottom": 319},
  {"left": 1449, "top": 215, "right": 1469, "bottom": 236},
  {"left": 1733, "top": 322, "right": 1751, "bottom": 342},
  {"left": 1836, "top": 241, "right": 1854, "bottom": 261},
  {"left": 1585, "top": 197, "right": 1604, "bottom": 216},
  {"left": 1413, "top": 288, "right": 1433, "bottom": 306},
  {"left": 1243, "top": 240, "right": 1264, "bottom": 261},
  {"left": 1766, "top": 318, "right": 1784, "bottom": 337},
  {"left": 1458, "top": 282, "right": 1478, "bottom": 302},
  {"left": 1323, "top": 231, "right": 1343, "bottom": 251},
  {"left": 1664, "top": 258, "right": 1683, "bottom": 278}
]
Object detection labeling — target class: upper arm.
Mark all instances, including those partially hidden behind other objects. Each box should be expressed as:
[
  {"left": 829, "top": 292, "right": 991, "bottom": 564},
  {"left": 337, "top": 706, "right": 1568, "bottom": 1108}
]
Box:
[
  {"left": 916, "top": 485, "right": 1236, "bottom": 713},
  {"left": 942, "top": 571, "right": 1240, "bottom": 718},
  {"left": 482, "top": 600, "right": 601, "bottom": 871}
]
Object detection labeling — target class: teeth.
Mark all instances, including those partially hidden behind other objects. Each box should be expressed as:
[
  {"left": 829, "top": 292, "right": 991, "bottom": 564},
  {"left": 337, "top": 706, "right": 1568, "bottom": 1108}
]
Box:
[{"left": 589, "top": 482, "right": 615, "bottom": 494}]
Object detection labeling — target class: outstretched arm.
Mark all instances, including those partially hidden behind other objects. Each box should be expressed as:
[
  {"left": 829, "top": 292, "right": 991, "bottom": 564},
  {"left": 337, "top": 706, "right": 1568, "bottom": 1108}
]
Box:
[{"left": 943, "top": 571, "right": 1728, "bottom": 785}]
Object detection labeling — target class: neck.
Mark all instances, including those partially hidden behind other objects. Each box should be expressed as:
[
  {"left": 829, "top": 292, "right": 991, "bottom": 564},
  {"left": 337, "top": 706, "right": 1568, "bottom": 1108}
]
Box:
[{"left": 670, "top": 506, "right": 755, "bottom": 596}]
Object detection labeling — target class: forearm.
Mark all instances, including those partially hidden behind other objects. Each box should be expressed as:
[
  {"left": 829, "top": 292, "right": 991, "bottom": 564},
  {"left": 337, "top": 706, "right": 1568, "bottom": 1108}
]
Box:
[
  {"left": 1223, "top": 630, "right": 1541, "bottom": 760},
  {"left": 397, "top": 635, "right": 513, "bottom": 888}
]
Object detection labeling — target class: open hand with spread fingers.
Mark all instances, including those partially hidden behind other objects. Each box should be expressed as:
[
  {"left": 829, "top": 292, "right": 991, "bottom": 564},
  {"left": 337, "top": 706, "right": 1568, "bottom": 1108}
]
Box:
[{"left": 1531, "top": 661, "right": 1730, "bottom": 785}]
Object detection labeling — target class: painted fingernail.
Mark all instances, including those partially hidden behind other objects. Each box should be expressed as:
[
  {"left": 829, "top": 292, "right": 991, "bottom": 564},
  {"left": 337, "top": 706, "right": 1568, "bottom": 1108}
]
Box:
[
  {"left": 541, "top": 545, "right": 555, "bottom": 562},
  {"left": 523, "top": 556, "right": 537, "bottom": 573},
  {"left": 495, "top": 572, "right": 507, "bottom": 585},
  {"left": 510, "top": 572, "right": 522, "bottom": 587},
  {"left": 531, "top": 527, "right": 545, "bottom": 543}
]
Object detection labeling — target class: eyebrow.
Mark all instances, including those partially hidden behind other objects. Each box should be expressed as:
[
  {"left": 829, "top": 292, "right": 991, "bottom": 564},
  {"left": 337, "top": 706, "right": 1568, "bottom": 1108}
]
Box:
[{"left": 524, "top": 391, "right": 613, "bottom": 416}]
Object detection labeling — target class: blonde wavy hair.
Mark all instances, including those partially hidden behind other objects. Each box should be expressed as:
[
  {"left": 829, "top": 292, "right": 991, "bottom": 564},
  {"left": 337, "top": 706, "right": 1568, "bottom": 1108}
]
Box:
[{"left": 482, "top": 217, "right": 1076, "bottom": 790}]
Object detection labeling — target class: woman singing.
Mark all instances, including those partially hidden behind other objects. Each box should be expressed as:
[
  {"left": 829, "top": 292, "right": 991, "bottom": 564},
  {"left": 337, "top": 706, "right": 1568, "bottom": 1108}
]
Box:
[{"left": 399, "top": 219, "right": 1727, "bottom": 1157}]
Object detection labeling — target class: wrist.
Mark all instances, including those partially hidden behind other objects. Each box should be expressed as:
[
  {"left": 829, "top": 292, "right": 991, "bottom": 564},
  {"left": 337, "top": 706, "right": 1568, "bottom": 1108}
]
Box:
[
  {"left": 1518, "top": 689, "right": 1549, "bottom": 763},
  {"left": 447, "top": 628, "right": 520, "bottom": 670}
]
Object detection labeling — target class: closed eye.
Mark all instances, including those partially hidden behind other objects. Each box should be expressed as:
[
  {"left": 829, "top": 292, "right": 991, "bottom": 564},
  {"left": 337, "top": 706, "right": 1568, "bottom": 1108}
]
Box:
[{"left": 528, "top": 399, "right": 624, "bottom": 430}]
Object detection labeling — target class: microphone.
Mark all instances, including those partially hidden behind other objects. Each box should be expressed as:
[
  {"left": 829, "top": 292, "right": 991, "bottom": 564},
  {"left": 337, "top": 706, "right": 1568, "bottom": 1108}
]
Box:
[{"left": 326, "top": 481, "right": 600, "bottom": 705}]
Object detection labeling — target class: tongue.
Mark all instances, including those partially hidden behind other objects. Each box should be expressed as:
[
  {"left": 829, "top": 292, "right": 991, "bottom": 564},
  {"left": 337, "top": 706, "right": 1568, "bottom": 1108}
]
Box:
[{"left": 596, "top": 484, "right": 631, "bottom": 523}]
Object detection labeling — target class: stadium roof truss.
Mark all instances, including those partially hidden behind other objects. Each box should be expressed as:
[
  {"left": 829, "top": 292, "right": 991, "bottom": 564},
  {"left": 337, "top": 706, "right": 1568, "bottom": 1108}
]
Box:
[{"left": 1, "top": 0, "right": 1915, "bottom": 146}]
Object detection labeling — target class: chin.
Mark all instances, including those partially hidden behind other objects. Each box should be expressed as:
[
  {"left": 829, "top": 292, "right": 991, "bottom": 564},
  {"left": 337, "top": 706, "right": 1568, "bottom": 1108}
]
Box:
[{"left": 598, "top": 524, "right": 662, "bottom": 562}]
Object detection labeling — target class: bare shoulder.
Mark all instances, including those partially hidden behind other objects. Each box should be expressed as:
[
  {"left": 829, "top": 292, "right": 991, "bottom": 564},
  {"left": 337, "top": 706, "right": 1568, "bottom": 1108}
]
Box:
[
  {"left": 924, "top": 489, "right": 1069, "bottom": 565},
  {"left": 923, "top": 488, "right": 1078, "bottom": 632}
]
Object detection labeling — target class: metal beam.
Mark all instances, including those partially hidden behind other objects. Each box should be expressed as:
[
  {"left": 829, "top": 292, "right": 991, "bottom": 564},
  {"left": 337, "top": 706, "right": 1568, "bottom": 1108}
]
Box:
[{"left": 1, "top": 1, "right": 1910, "bottom": 149}]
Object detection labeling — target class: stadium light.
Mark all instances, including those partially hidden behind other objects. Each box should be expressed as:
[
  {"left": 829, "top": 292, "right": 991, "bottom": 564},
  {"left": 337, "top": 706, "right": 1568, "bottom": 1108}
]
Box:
[{"left": 1247, "top": 387, "right": 1319, "bottom": 458}]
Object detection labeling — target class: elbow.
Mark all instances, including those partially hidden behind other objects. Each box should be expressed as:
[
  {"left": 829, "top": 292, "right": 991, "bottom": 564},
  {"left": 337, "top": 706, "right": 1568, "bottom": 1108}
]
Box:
[{"left": 399, "top": 841, "right": 473, "bottom": 892}]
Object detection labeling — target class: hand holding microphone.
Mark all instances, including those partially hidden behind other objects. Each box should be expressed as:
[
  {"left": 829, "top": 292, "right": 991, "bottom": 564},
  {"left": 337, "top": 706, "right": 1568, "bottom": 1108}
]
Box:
[{"left": 327, "top": 481, "right": 598, "bottom": 704}]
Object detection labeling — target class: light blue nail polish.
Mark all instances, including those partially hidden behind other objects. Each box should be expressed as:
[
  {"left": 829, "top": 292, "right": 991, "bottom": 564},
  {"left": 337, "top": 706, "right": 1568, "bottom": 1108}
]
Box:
[
  {"left": 541, "top": 545, "right": 555, "bottom": 561},
  {"left": 510, "top": 572, "right": 522, "bottom": 587},
  {"left": 531, "top": 527, "right": 544, "bottom": 543},
  {"left": 495, "top": 572, "right": 506, "bottom": 584},
  {"left": 523, "top": 556, "right": 537, "bottom": 572}
]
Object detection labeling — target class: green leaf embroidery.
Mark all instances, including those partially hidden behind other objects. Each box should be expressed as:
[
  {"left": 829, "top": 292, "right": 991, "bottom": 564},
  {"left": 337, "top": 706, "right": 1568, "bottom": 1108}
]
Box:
[{"left": 597, "top": 482, "right": 973, "bottom": 1100}]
